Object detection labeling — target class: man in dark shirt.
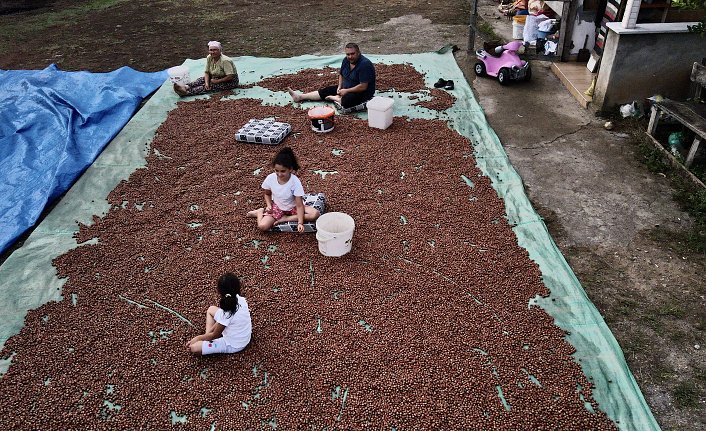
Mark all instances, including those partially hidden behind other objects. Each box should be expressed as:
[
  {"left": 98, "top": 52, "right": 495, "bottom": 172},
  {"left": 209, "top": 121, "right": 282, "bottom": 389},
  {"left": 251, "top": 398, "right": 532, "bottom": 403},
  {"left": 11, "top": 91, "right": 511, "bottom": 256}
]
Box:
[{"left": 288, "top": 43, "right": 376, "bottom": 109}]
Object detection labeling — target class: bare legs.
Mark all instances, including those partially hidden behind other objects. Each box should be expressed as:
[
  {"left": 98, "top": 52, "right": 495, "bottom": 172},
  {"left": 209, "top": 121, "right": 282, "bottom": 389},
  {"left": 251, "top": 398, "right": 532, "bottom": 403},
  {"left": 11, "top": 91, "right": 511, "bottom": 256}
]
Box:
[
  {"left": 246, "top": 208, "right": 277, "bottom": 231},
  {"left": 187, "top": 305, "right": 219, "bottom": 354},
  {"left": 275, "top": 207, "right": 320, "bottom": 224},
  {"left": 287, "top": 87, "right": 341, "bottom": 104},
  {"left": 246, "top": 207, "right": 320, "bottom": 231}
]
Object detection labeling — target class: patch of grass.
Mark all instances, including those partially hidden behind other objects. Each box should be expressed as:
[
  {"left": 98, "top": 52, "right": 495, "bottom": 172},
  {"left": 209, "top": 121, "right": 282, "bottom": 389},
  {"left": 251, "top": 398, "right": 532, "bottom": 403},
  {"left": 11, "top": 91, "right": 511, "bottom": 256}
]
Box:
[
  {"left": 615, "top": 297, "right": 639, "bottom": 317},
  {"left": 695, "top": 367, "right": 706, "bottom": 384},
  {"left": 477, "top": 19, "right": 501, "bottom": 42},
  {"left": 628, "top": 120, "right": 706, "bottom": 255},
  {"left": 0, "top": 0, "right": 127, "bottom": 52},
  {"left": 621, "top": 330, "right": 651, "bottom": 355},
  {"left": 691, "top": 162, "right": 706, "bottom": 184},
  {"left": 672, "top": 381, "right": 701, "bottom": 408},
  {"left": 642, "top": 313, "right": 664, "bottom": 332},
  {"left": 656, "top": 367, "right": 678, "bottom": 383},
  {"left": 673, "top": 188, "right": 706, "bottom": 253},
  {"left": 656, "top": 304, "right": 687, "bottom": 319},
  {"left": 637, "top": 141, "right": 671, "bottom": 174}
]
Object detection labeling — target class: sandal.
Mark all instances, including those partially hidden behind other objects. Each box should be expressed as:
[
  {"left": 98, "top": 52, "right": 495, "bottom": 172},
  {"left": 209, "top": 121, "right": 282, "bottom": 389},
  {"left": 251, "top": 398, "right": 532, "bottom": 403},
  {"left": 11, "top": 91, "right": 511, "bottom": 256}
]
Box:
[{"left": 433, "top": 78, "right": 448, "bottom": 88}]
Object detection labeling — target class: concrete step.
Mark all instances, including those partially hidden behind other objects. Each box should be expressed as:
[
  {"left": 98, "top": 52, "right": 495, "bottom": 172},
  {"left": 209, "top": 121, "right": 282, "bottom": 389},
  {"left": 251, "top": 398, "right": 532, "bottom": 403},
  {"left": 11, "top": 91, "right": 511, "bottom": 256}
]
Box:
[{"left": 551, "top": 61, "right": 595, "bottom": 109}]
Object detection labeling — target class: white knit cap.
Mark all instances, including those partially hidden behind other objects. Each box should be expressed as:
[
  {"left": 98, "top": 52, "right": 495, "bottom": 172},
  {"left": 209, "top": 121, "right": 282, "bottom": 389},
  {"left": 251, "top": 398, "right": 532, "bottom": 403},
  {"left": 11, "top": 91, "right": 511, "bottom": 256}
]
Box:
[{"left": 207, "top": 41, "right": 222, "bottom": 51}]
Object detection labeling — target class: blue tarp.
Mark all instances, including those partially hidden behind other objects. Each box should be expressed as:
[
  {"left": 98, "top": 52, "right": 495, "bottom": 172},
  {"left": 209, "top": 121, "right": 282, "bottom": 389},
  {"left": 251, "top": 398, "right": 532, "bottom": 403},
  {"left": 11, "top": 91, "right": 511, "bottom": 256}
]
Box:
[{"left": 0, "top": 64, "right": 167, "bottom": 254}]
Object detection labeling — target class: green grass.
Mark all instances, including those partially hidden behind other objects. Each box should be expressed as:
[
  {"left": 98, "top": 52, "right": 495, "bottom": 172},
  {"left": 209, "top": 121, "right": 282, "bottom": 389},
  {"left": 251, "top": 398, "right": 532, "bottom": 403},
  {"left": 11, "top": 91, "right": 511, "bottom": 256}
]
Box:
[
  {"left": 0, "top": 0, "right": 126, "bottom": 52},
  {"left": 671, "top": 0, "right": 705, "bottom": 10},
  {"left": 477, "top": 19, "right": 501, "bottom": 42},
  {"left": 615, "top": 297, "right": 639, "bottom": 317},
  {"left": 656, "top": 304, "right": 687, "bottom": 319},
  {"left": 637, "top": 141, "right": 671, "bottom": 174},
  {"left": 642, "top": 313, "right": 664, "bottom": 332},
  {"left": 696, "top": 367, "right": 706, "bottom": 384},
  {"left": 672, "top": 381, "right": 701, "bottom": 408},
  {"left": 656, "top": 368, "right": 677, "bottom": 382},
  {"left": 631, "top": 122, "right": 706, "bottom": 254},
  {"left": 673, "top": 188, "right": 706, "bottom": 254},
  {"left": 621, "top": 330, "right": 652, "bottom": 355}
]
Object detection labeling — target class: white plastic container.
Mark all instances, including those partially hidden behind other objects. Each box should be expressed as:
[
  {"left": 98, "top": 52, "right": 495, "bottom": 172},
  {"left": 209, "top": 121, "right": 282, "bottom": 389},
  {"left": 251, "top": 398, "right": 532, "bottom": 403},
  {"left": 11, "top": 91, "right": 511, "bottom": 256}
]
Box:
[
  {"left": 167, "top": 66, "right": 191, "bottom": 85},
  {"left": 367, "top": 96, "right": 394, "bottom": 130},
  {"left": 512, "top": 23, "right": 525, "bottom": 40},
  {"left": 315, "top": 212, "right": 355, "bottom": 257}
]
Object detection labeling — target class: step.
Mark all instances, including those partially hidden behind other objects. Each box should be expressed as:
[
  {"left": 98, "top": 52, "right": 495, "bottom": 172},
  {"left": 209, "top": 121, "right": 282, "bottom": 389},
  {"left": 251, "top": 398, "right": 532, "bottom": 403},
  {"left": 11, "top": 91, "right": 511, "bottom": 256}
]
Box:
[{"left": 551, "top": 61, "right": 595, "bottom": 109}]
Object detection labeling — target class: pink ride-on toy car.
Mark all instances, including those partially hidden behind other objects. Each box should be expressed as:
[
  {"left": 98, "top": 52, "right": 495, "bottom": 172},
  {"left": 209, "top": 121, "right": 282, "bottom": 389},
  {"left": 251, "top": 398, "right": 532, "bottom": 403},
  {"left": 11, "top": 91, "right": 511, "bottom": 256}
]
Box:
[{"left": 474, "top": 40, "right": 531, "bottom": 85}]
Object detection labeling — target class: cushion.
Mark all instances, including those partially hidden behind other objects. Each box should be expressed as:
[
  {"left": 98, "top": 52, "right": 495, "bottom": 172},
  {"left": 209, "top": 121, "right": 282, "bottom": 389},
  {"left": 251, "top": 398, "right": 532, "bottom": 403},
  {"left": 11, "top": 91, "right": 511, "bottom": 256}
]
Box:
[
  {"left": 235, "top": 118, "right": 291, "bottom": 145},
  {"left": 270, "top": 193, "right": 326, "bottom": 233}
]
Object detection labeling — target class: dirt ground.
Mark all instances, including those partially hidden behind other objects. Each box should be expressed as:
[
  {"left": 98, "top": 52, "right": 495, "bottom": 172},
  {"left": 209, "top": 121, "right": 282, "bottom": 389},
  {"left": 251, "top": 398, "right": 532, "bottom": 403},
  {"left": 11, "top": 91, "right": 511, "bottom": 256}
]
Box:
[{"left": 1, "top": 0, "right": 704, "bottom": 429}]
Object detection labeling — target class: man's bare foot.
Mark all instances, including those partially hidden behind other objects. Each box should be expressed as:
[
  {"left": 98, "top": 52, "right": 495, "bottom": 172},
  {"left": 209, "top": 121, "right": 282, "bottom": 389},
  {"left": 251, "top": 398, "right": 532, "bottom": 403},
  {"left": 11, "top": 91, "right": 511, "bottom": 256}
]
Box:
[
  {"left": 173, "top": 83, "right": 188, "bottom": 96},
  {"left": 324, "top": 95, "right": 341, "bottom": 103},
  {"left": 287, "top": 87, "right": 303, "bottom": 102},
  {"left": 247, "top": 208, "right": 263, "bottom": 218}
]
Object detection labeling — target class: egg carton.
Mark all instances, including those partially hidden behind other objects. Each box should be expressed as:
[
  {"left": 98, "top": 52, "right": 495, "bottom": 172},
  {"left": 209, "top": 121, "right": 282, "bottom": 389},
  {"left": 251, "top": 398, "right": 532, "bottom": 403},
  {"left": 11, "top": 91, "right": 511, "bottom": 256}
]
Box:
[{"left": 235, "top": 118, "right": 291, "bottom": 145}]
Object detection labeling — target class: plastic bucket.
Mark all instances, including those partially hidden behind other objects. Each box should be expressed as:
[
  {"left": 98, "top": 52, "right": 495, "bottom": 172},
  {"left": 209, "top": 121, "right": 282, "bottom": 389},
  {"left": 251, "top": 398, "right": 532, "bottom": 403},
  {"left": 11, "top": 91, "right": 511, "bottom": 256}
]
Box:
[
  {"left": 512, "top": 23, "right": 524, "bottom": 40},
  {"left": 315, "top": 212, "right": 355, "bottom": 257},
  {"left": 307, "top": 106, "right": 335, "bottom": 133},
  {"left": 167, "top": 66, "right": 190, "bottom": 85}
]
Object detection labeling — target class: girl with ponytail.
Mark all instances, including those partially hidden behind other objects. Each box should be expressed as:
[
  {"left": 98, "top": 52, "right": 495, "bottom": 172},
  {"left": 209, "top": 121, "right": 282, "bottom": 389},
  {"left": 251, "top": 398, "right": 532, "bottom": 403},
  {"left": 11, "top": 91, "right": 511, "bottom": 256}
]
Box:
[{"left": 186, "top": 273, "right": 252, "bottom": 355}]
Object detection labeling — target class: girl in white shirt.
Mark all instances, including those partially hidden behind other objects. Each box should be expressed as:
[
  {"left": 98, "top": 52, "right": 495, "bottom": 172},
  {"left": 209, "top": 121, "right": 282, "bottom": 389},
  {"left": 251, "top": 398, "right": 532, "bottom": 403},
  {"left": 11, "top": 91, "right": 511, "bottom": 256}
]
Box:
[
  {"left": 247, "top": 147, "right": 320, "bottom": 233},
  {"left": 186, "top": 273, "right": 252, "bottom": 355}
]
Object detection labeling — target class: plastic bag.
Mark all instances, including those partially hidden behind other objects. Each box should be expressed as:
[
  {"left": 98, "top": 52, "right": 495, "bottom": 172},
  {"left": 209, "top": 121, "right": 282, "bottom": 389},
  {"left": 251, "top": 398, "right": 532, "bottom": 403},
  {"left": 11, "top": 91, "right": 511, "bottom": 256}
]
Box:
[
  {"left": 619, "top": 101, "right": 644, "bottom": 118},
  {"left": 668, "top": 132, "right": 685, "bottom": 156},
  {"left": 619, "top": 103, "right": 636, "bottom": 118}
]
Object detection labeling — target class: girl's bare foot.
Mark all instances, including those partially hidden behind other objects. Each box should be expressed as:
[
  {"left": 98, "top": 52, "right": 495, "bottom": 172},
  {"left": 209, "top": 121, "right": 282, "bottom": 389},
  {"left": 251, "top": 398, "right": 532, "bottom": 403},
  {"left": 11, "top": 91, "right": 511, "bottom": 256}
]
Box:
[
  {"left": 247, "top": 208, "right": 263, "bottom": 218},
  {"left": 287, "top": 87, "right": 303, "bottom": 102}
]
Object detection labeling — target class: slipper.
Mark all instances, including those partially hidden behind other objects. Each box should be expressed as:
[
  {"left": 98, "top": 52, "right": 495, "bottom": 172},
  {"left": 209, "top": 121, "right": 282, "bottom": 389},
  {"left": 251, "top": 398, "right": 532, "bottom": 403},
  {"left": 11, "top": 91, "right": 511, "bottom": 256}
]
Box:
[
  {"left": 444, "top": 80, "right": 454, "bottom": 90},
  {"left": 433, "top": 78, "right": 447, "bottom": 88}
]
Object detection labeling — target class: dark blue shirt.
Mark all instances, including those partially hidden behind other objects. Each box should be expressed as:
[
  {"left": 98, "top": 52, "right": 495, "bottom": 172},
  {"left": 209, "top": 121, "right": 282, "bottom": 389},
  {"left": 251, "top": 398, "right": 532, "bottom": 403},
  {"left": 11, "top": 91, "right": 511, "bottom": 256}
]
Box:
[{"left": 340, "top": 55, "right": 376, "bottom": 100}]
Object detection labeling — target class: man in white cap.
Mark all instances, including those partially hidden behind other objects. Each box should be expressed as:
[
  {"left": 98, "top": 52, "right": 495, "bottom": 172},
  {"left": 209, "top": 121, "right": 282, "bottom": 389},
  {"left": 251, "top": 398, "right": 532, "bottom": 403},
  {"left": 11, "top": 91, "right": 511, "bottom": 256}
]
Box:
[{"left": 174, "top": 41, "right": 238, "bottom": 96}]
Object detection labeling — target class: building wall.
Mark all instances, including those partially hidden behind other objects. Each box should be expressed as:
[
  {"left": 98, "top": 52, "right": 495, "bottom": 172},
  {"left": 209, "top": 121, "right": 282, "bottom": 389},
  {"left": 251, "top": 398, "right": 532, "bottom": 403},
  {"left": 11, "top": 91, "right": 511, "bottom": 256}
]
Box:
[{"left": 593, "top": 25, "right": 706, "bottom": 112}]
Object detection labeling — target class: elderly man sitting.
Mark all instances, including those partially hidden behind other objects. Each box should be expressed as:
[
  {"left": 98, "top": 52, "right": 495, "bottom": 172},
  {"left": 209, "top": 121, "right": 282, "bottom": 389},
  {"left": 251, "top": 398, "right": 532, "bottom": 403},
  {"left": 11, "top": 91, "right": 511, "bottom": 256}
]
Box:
[{"left": 174, "top": 41, "right": 239, "bottom": 96}]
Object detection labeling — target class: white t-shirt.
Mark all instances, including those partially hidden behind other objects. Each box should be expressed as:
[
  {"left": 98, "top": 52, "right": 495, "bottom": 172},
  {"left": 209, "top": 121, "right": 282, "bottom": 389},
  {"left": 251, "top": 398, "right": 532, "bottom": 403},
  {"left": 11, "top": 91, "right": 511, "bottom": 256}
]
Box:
[
  {"left": 261, "top": 172, "right": 305, "bottom": 211},
  {"left": 214, "top": 295, "right": 252, "bottom": 350}
]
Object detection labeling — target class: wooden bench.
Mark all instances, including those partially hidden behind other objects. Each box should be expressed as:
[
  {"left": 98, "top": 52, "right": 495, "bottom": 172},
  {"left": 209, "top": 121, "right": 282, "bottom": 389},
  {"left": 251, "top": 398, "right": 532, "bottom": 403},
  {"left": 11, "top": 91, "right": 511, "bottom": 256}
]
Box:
[{"left": 647, "top": 62, "right": 706, "bottom": 169}]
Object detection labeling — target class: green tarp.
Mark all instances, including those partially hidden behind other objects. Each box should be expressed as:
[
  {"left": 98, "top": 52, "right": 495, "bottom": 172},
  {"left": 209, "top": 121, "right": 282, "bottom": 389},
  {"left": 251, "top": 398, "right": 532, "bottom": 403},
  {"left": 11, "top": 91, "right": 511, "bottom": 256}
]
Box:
[{"left": 0, "top": 49, "right": 659, "bottom": 430}]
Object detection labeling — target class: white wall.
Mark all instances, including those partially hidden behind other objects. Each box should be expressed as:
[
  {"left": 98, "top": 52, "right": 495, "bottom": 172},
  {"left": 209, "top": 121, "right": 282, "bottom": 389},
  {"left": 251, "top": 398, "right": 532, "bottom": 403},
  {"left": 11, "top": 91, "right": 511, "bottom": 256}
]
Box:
[{"left": 570, "top": 14, "right": 597, "bottom": 54}]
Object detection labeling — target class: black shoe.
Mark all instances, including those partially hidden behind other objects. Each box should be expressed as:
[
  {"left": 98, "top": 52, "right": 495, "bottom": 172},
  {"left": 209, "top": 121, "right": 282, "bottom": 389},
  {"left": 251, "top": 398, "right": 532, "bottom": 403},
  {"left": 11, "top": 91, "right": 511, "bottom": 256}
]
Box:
[
  {"left": 434, "top": 78, "right": 447, "bottom": 88},
  {"left": 444, "top": 80, "right": 454, "bottom": 90}
]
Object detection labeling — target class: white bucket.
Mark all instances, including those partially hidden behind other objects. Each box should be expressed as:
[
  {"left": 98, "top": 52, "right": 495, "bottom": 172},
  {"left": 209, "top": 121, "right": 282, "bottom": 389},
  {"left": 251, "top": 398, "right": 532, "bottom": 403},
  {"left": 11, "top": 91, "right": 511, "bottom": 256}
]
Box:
[
  {"left": 167, "top": 66, "right": 190, "bottom": 85},
  {"left": 512, "top": 23, "right": 525, "bottom": 40},
  {"left": 315, "top": 212, "right": 355, "bottom": 257}
]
